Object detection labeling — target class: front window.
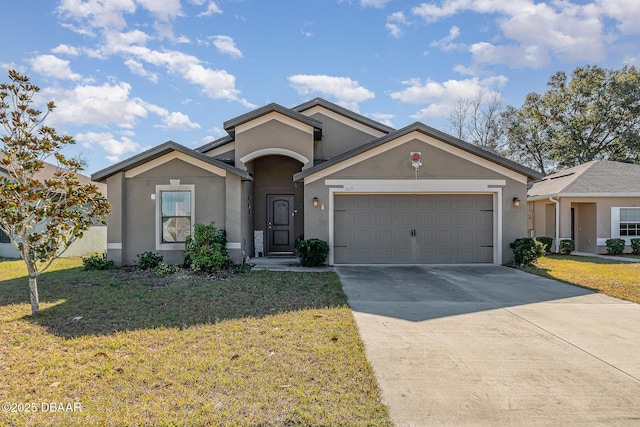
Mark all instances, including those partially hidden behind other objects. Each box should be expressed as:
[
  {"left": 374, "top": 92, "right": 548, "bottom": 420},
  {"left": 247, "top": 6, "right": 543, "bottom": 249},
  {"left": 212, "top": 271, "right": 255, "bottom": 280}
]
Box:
[
  {"left": 620, "top": 208, "right": 640, "bottom": 237},
  {"left": 161, "top": 191, "right": 191, "bottom": 242}
]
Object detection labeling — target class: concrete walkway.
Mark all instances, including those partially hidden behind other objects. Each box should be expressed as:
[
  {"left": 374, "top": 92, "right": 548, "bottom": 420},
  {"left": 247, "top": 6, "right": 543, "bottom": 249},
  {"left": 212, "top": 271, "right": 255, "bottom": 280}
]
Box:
[
  {"left": 336, "top": 265, "right": 640, "bottom": 426},
  {"left": 248, "top": 256, "right": 334, "bottom": 272},
  {"left": 573, "top": 252, "right": 640, "bottom": 262}
]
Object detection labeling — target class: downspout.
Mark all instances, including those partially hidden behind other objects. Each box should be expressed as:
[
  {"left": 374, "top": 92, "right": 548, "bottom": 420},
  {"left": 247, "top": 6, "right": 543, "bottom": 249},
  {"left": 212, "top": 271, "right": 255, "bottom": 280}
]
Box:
[{"left": 549, "top": 196, "right": 560, "bottom": 253}]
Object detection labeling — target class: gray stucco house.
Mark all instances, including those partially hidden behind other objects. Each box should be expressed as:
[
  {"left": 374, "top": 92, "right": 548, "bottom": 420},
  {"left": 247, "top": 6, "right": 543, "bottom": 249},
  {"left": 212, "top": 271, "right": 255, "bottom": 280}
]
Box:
[
  {"left": 528, "top": 160, "right": 640, "bottom": 254},
  {"left": 92, "top": 98, "right": 541, "bottom": 266}
]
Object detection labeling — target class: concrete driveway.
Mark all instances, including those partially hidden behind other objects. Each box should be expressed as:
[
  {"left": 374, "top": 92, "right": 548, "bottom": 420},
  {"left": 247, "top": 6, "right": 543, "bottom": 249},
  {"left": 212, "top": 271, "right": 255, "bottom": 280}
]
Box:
[{"left": 335, "top": 265, "right": 640, "bottom": 426}]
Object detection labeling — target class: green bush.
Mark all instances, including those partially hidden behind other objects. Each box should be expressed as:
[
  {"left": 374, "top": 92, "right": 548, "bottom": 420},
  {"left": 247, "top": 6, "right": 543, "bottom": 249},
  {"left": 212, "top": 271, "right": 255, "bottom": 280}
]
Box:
[
  {"left": 297, "top": 238, "right": 330, "bottom": 267},
  {"left": 606, "top": 238, "right": 626, "bottom": 255},
  {"left": 82, "top": 253, "right": 115, "bottom": 271},
  {"left": 631, "top": 238, "right": 640, "bottom": 255},
  {"left": 136, "top": 251, "right": 164, "bottom": 270},
  {"left": 559, "top": 239, "right": 575, "bottom": 255},
  {"left": 154, "top": 263, "right": 177, "bottom": 276},
  {"left": 509, "top": 237, "right": 545, "bottom": 267},
  {"left": 536, "top": 236, "right": 554, "bottom": 253},
  {"left": 184, "top": 223, "right": 232, "bottom": 272}
]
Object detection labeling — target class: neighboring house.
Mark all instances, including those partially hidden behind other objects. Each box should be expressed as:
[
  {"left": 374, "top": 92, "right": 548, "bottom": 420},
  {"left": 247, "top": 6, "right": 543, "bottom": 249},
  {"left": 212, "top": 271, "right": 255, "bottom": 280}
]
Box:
[
  {"left": 528, "top": 160, "right": 640, "bottom": 254},
  {"left": 92, "top": 98, "right": 541, "bottom": 266},
  {"left": 0, "top": 162, "right": 108, "bottom": 259}
]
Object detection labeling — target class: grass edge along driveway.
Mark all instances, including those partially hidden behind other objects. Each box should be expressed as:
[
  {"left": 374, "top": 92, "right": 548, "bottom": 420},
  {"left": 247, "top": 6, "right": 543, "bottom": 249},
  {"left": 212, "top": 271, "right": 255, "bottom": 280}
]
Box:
[
  {"left": 522, "top": 255, "right": 640, "bottom": 304},
  {"left": 0, "top": 258, "right": 392, "bottom": 427}
]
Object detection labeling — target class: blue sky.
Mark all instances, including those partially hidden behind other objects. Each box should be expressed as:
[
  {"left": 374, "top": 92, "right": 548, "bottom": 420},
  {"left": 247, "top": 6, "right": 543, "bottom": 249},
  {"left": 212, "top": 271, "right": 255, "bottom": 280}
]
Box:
[{"left": 1, "top": 0, "right": 638, "bottom": 174}]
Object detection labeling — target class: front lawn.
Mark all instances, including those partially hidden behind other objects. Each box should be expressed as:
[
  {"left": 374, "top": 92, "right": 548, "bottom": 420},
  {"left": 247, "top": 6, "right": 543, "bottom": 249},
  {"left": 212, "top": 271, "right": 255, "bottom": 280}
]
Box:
[
  {"left": 0, "top": 258, "right": 392, "bottom": 427},
  {"left": 523, "top": 255, "right": 640, "bottom": 303}
]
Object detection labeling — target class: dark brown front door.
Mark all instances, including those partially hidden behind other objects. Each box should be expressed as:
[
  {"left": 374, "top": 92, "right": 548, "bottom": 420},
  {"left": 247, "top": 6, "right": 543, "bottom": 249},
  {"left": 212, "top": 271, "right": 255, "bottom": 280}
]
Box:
[{"left": 267, "top": 195, "right": 295, "bottom": 254}]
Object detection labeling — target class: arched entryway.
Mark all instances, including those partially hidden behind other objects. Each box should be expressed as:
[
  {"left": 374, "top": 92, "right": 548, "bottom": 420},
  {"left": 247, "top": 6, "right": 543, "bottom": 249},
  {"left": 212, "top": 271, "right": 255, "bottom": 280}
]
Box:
[{"left": 248, "top": 155, "right": 304, "bottom": 256}]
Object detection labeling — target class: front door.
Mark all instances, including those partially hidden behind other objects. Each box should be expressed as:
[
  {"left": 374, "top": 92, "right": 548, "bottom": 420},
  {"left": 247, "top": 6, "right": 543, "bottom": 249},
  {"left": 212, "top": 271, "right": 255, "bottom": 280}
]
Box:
[{"left": 267, "top": 195, "right": 295, "bottom": 254}]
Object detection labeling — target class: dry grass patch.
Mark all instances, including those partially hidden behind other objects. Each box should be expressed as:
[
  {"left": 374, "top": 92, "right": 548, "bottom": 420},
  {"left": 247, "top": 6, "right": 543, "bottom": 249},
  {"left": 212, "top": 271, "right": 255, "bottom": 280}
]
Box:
[
  {"left": 523, "top": 255, "right": 640, "bottom": 303},
  {"left": 0, "top": 258, "right": 392, "bottom": 426}
]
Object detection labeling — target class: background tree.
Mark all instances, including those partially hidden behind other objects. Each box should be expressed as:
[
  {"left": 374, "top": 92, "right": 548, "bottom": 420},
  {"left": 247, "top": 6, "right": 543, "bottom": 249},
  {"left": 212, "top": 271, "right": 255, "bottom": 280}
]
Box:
[
  {"left": 447, "top": 90, "right": 504, "bottom": 153},
  {"left": 504, "top": 65, "right": 640, "bottom": 173},
  {"left": 0, "top": 70, "right": 110, "bottom": 316},
  {"left": 501, "top": 94, "right": 555, "bottom": 175}
]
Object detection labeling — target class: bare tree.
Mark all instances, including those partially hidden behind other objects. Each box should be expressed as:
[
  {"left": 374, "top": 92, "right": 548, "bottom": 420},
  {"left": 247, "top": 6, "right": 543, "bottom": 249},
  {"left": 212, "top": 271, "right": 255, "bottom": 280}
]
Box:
[{"left": 447, "top": 90, "right": 504, "bottom": 153}]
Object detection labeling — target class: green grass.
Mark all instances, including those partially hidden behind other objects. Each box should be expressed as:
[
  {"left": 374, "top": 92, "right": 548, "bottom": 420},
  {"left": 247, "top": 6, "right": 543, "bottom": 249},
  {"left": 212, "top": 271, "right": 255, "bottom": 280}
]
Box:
[
  {"left": 0, "top": 258, "right": 392, "bottom": 427},
  {"left": 522, "top": 255, "right": 640, "bottom": 303}
]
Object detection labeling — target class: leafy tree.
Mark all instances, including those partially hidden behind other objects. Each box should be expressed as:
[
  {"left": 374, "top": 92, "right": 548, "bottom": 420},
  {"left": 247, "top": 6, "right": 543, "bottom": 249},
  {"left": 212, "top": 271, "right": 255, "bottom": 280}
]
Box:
[
  {"left": 0, "top": 70, "right": 110, "bottom": 316},
  {"left": 501, "top": 94, "right": 555, "bottom": 175},
  {"left": 504, "top": 65, "right": 640, "bottom": 172}
]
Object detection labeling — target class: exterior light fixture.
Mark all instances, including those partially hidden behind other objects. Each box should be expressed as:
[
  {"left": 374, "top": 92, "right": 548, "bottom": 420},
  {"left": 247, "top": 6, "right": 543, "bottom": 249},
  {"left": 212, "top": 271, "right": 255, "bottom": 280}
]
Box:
[
  {"left": 513, "top": 197, "right": 521, "bottom": 207},
  {"left": 313, "top": 197, "right": 319, "bottom": 207}
]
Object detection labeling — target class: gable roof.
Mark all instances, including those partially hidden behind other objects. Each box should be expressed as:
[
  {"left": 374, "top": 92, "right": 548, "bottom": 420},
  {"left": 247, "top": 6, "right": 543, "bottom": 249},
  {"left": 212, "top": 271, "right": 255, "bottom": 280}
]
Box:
[
  {"left": 293, "top": 97, "right": 395, "bottom": 135},
  {"left": 195, "top": 135, "right": 233, "bottom": 154},
  {"left": 528, "top": 160, "right": 640, "bottom": 199},
  {"left": 91, "top": 141, "right": 252, "bottom": 182},
  {"left": 223, "top": 102, "right": 323, "bottom": 139},
  {"left": 293, "top": 122, "right": 542, "bottom": 182}
]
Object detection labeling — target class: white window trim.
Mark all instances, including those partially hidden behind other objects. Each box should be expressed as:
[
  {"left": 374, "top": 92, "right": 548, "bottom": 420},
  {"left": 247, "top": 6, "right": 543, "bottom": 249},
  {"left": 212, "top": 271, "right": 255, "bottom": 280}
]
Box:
[
  {"left": 611, "top": 207, "right": 640, "bottom": 244},
  {"left": 156, "top": 182, "right": 195, "bottom": 251},
  {"left": 326, "top": 179, "right": 505, "bottom": 265}
]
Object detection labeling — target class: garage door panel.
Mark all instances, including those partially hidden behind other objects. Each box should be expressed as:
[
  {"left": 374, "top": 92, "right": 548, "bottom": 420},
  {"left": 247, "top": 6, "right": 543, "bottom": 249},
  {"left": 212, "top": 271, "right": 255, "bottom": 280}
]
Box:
[{"left": 334, "top": 194, "right": 494, "bottom": 264}]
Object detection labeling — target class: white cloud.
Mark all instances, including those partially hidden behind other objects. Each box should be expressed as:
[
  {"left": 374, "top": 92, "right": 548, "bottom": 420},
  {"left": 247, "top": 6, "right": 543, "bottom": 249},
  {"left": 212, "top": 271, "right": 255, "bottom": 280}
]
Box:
[
  {"left": 412, "top": 0, "right": 608, "bottom": 66},
  {"left": 597, "top": 0, "right": 640, "bottom": 35},
  {"left": 124, "top": 58, "right": 159, "bottom": 82},
  {"left": 430, "top": 26, "right": 461, "bottom": 52},
  {"left": 51, "top": 44, "right": 80, "bottom": 56},
  {"left": 288, "top": 74, "right": 374, "bottom": 111},
  {"left": 41, "top": 82, "right": 148, "bottom": 128},
  {"left": 211, "top": 35, "right": 243, "bottom": 58},
  {"left": 389, "top": 75, "right": 507, "bottom": 121},
  {"left": 370, "top": 113, "right": 395, "bottom": 128},
  {"left": 162, "top": 112, "right": 201, "bottom": 130},
  {"left": 56, "top": 0, "right": 136, "bottom": 31},
  {"left": 135, "top": 0, "right": 183, "bottom": 21},
  {"left": 386, "top": 11, "right": 409, "bottom": 38},
  {"left": 31, "top": 55, "right": 82, "bottom": 80},
  {"left": 197, "top": 1, "right": 223, "bottom": 17},
  {"left": 361, "top": 0, "right": 392, "bottom": 8},
  {"left": 76, "top": 131, "right": 140, "bottom": 162}
]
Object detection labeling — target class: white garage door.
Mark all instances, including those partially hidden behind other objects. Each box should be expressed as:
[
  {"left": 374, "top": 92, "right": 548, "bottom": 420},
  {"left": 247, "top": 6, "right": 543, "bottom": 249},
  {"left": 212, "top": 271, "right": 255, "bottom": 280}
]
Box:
[{"left": 334, "top": 194, "right": 494, "bottom": 264}]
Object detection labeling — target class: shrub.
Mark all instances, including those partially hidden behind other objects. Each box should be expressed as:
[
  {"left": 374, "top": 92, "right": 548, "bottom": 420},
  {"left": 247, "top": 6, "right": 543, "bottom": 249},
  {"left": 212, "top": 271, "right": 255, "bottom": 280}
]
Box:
[
  {"left": 185, "top": 223, "right": 232, "bottom": 272},
  {"left": 536, "top": 236, "right": 554, "bottom": 253},
  {"left": 297, "top": 238, "right": 330, "bottom": 267},
  {"left": 606, "top": 238, "right": 626, "bottom": 255},
  {"left": 509, "top": 237, "right": 545, "bottom": 267},
  {"left": 136, "top": 251, "right": 164, "bottom": 270},
  {"left": 82, "top": 253, "right": 115, "bottom": 271},
  {"left": 631, "top": 238, "right": 640, "bottom": 255},
  {"left": 559, "top": 239, "right": 575, "bottom": 255},
  {"left": 154, "top": 263, "right": 177, "bottom": 276}
]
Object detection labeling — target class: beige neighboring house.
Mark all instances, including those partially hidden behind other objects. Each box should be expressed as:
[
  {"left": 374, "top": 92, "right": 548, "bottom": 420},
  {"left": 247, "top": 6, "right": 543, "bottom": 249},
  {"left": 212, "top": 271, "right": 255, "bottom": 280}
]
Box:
[
  {"left": 92, "top": 98, "right": 541, "bottom": 266},
  {"left": 0, "top": 162, "right": 108, "bottom": 259},
  {"left": 528, "top": 160, "right": 640, "bottom": 254}
]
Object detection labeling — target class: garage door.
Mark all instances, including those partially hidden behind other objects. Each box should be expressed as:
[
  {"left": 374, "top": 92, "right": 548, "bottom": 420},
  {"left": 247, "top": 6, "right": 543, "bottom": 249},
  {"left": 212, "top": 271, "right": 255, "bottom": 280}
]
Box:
[{"left": 334, "top": 194, "right": 494, "bottom": 264}]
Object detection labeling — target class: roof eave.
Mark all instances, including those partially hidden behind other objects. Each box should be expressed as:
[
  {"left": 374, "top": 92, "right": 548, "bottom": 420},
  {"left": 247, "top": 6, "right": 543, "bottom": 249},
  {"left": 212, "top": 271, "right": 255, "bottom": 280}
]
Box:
[{"left": 91, "top": 141, "right": 252, "bottom": 182}]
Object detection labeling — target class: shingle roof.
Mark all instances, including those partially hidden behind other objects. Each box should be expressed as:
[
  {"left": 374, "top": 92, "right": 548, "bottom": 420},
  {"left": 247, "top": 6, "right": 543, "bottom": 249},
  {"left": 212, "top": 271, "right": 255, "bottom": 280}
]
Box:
[
  {"left": 223, "top": 102, "right": 323, "bottom": 139},
  {"left": 293, "top": 97, "right": 395, "bottom": 134},
  {"left": 527, "top": 160, "right": 640, "bottom": 198},
  {"left": 91, "top": 141, "right": 252, "bottom": 182}
]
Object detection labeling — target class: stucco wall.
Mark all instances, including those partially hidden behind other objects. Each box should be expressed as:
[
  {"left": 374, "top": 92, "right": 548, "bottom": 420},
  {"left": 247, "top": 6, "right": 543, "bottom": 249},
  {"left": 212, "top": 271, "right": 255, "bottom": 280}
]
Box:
[
  {"left": 529, "top": 196, "right": 640, "bottom": 253},
  {"left": 305, "top": 112, "right": 383, "bottom": 160},
  {"left": 118, "top": 158, "right": 226, "bottom": 265},
  {"left": 303, "top": 137, "right": 529, "bottom": 264},
  {"left": 234, "top": 119, "right": 314, "bottom": 170}
]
